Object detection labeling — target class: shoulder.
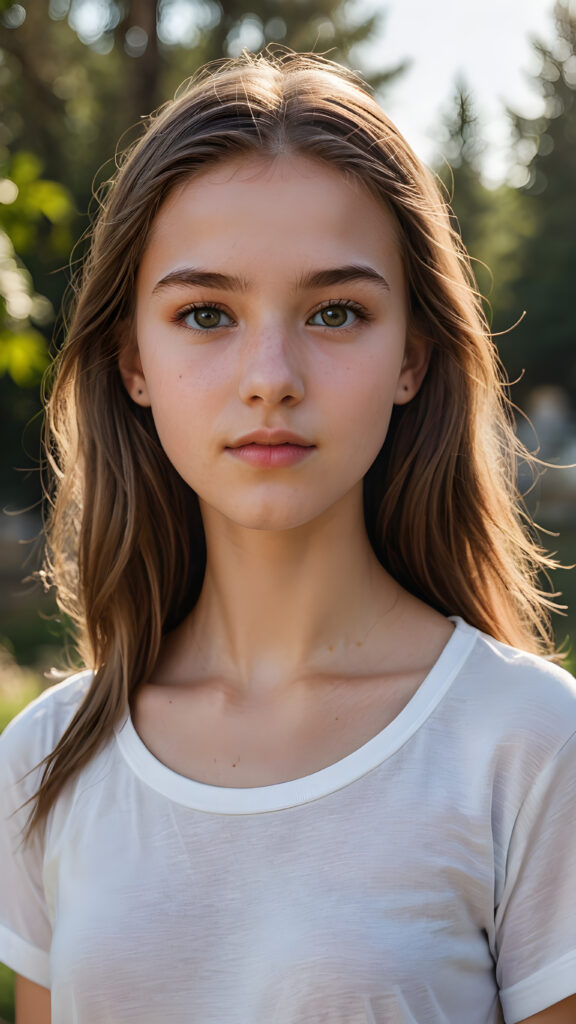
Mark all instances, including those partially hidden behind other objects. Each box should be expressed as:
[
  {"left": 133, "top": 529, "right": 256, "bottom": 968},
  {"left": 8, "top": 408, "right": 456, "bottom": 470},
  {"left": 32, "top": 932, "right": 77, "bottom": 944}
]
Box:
[
  {"left": 445, "top": 619, "right": 576, "bottom": 757},
  {"left": 448, "top": 619, "right": 576, "bottom": 778},
  {"left": 466, "top": 625, "right": 576, "bottom": 710},
  {"left": 0, "top": 670, "right": 94, "bottom": 790}
]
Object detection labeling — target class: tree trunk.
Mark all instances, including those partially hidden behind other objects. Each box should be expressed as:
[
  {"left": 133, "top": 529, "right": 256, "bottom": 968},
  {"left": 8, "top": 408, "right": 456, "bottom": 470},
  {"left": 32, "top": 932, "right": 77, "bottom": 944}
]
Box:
[{"left": 117, "top": 0, "right": 163, "bottom": 122}]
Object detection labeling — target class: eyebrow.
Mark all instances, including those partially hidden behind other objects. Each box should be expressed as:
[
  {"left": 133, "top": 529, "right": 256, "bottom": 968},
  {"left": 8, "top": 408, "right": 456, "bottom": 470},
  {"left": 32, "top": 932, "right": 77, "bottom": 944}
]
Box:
[
  {"left": 297, "top": 265, "right": 390, "bottom": 292},
  {"left": 152, "top": 264, "right": 390, "bottom": 295},
  {"left": 152, "top": 269, "right": 248, "bottom": 294}
]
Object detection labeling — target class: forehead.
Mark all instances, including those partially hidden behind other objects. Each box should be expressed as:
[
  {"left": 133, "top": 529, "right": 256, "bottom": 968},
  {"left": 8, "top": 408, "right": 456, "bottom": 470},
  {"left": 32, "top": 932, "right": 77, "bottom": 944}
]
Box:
[{"left": 139, "top": 152, "right": 405, "bottom": 288}]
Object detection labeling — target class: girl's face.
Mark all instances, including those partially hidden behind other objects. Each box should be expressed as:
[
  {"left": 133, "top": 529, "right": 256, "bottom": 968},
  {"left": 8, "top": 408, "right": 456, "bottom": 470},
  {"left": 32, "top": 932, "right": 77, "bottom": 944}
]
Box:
[{"left": 121, "top": 153, "right": 429, "bottom": 533}]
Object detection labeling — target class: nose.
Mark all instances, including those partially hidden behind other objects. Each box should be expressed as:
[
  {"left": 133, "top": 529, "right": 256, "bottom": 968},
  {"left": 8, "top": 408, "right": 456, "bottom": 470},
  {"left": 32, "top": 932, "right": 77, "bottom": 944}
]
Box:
[{"left": 237, "top": 323, "right": 305, "bottom": 407}]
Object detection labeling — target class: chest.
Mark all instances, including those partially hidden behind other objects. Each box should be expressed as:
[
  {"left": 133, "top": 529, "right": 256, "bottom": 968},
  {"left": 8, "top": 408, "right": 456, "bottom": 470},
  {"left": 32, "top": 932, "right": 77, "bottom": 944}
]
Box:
[
  {"left": 130, "top": 671, "right": 425, "bottom": 786},
  {"left": 46, "top": 762, "right": 498, "bottom": 1023}
]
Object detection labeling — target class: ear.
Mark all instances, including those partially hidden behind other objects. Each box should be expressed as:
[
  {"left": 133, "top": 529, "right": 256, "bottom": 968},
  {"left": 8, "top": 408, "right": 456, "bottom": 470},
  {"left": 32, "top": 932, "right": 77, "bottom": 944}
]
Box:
[
  {"left": 118, "top": 337, "right": 152, "bottom": 407},
  {"left": 394, "top": 328, "right": 432, "bottom": 405}
]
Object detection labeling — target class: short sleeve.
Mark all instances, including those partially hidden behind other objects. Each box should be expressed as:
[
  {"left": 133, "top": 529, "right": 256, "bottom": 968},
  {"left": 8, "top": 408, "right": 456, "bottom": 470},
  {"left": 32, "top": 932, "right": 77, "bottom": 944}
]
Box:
[
  {"left": 495, "top": 728, "right": 576, "bottom": 1023},
  {"left": 0, "top": 707, "right": 53, "bottom": 987}
]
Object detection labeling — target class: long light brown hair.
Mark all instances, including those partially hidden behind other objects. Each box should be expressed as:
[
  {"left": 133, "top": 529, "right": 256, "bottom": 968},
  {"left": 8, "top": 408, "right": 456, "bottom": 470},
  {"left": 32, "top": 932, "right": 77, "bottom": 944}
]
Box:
[{"left": 28, "top": 48, "right": 561, "bottom": 836}]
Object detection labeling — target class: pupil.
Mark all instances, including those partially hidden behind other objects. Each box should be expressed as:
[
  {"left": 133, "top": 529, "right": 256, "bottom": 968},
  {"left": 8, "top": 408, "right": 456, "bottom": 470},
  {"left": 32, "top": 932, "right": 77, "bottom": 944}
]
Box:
[
  {"left": 322, "top": 306, "right": 346, "bottom": 326},
  {"left": 196, "top": 308, "right": 219, "bottom": 327}
]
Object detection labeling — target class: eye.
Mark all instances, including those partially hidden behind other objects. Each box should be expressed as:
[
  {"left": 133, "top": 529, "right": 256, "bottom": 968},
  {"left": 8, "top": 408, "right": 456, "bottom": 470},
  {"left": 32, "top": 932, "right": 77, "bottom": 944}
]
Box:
[
  {"left": 176, "top": 304, "right": 233, "bottom": 330},
  {"left": 307, "top": 301, "right": 369, "bottom": 329}
]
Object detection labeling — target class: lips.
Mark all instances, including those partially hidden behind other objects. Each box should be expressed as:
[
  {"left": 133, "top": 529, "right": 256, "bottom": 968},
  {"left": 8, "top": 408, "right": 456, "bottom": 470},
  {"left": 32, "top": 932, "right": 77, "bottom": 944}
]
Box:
[
  {"left": 229, "top": 445, "right": 314, "bottom": 468},
  {"left": 227, "top": 430, "right": 314, "bottom": 448},
  {"left": 225, "top": 433, "right": 315, "bottom": 468}
]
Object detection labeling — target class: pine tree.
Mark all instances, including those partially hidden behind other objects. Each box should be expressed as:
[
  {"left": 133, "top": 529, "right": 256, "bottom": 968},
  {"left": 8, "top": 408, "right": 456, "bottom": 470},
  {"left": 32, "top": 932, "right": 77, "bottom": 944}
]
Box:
[
  {"left": 502, "top": 0, "right": 576, "bottom": 401},
  {"left": 434, "top": 80, "right": 530, "bottom": 334},
  {"left": 436, "top": 82, "right": 493, "bottom": 285}
]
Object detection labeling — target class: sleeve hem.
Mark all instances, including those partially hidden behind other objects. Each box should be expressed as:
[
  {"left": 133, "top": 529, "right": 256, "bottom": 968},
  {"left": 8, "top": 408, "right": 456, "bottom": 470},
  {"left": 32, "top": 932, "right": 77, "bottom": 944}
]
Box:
[
  {"left": 0, "top": 923, "right": 50, "bottom": 989},
  {"left": 500, "top": 950, "right": 576, "bottom": 1023}
]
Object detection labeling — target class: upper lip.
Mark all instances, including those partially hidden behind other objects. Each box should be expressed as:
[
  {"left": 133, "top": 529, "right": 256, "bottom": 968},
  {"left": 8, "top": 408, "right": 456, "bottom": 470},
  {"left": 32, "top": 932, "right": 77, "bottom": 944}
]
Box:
[{"left": 227, "top": 430, "right": 314, "bottom": 448}]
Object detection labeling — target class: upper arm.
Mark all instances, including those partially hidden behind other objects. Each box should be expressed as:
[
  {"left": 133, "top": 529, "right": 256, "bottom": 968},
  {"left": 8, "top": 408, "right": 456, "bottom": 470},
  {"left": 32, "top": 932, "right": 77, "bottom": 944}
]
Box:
[
  {"left": 517, "top": 994, "right": 576, "bottom": 1022},
  {"left": 15, "top": 973, "right": 51, "bottom": 1024},
  {"left": 495, "top": 729, "right": 576, "bottom": 1023}
]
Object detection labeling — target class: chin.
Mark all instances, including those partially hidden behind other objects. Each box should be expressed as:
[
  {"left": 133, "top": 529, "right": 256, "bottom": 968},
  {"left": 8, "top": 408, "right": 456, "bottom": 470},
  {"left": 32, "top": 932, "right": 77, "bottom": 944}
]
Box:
[
  {"left": 201, "top": 496, "right": 337, "bottom": 534},
  {"left": 232, "top": 509, "right": 320, "bottom": 533}
]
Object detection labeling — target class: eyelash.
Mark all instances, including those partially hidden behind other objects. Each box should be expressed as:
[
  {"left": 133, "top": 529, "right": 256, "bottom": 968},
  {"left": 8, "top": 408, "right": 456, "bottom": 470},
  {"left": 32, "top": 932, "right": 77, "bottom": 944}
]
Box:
[
  {"left": 170, "top": 301, "right": 231, "bottom": 332},
  {"left": 310, "top": 299, "right": 373, "bottom": 329},
  {"left": 171, "top": 298, "right": 374, "bottom": 334}
]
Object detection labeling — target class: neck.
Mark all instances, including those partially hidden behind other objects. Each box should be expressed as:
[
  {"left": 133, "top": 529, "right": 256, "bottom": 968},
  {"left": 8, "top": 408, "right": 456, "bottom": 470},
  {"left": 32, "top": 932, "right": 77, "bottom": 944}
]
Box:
[{"left": 164, "top": 487, "right": 402, "bottom": 699}]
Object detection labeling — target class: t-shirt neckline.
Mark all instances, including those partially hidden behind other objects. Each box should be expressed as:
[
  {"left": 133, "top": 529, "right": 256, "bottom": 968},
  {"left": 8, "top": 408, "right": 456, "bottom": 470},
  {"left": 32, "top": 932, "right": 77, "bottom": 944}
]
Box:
[{"left": 114, "top": 616, "right": 478, "bottom": 814}]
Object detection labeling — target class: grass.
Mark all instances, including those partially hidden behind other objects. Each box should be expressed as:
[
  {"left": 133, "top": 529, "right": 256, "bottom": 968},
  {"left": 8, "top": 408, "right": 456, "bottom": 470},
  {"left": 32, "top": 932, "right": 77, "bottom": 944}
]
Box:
[
  {"left": 0, "top": 648, "right": 44, "bottom": 733},
  {"left": 0, "top": 964, "right": 14, "bottom": 1023}
]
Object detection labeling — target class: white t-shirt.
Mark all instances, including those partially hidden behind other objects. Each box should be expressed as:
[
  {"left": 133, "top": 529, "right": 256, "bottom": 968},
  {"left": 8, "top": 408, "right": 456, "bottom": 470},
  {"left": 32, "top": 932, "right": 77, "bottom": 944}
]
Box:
[{"left": 1, "top": 617, "right": 576, "bottom": 1024}]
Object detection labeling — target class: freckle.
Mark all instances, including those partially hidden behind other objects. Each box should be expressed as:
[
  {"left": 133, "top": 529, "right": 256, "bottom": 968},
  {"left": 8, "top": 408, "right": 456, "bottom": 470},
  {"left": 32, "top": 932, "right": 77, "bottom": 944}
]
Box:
[
  {"left": 335, "top": 716, "right": 339, "bottom": 721},
  {"left": 355, "top": 641, "right": 362, "bottom": 647},
  {"left": 328, "top": 645, "right": 334, "bottom": 652}
]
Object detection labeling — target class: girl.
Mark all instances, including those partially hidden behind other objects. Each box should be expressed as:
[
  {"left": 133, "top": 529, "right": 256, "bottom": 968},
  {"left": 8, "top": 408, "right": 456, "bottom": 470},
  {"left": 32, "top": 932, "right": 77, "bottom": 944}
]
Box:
[{"left": 1, "top": 50, "right": 575, "bottom": 1024}]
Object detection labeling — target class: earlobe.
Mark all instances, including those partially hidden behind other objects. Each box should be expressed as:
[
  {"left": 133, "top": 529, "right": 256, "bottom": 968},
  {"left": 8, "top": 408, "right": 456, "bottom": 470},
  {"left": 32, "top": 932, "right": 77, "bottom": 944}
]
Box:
[
  {"left": 118, "top": 342, "right": 151, "bottom": 407},
  {"left": 394, "top": 330, "right": 432, "bottom": 405}
]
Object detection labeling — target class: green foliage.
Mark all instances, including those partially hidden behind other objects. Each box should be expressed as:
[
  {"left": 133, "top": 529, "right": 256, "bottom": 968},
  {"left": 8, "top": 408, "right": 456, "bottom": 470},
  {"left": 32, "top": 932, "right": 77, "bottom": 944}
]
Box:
[
  {"left": 0, "top": 150, "right": 75, "bottom": 298},
  {"left": 0, "top": 642, "right": 44, "bottom": 730},
  {"left": 0, "top": 679, "right": 41, "bottom": 732},
  {"left": 0, "top": 225, "right": 50, "bottom": 387},
  {"left": 0, "top": 962, "right": 14, "bottom": 1024},
  {"left": 0, "top": 151, "right": 74, "bottom": 389},
  {"left": 1, "top": 151, "right": 74, "bottom": 254},
  {"left": 0, "top": 326, "right": 48, "bottom": 386}
]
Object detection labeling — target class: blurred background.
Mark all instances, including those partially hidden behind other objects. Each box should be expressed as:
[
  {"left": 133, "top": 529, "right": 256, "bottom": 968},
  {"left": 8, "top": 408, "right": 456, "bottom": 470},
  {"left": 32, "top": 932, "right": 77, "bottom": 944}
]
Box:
[{"left": 0, "top": 1, "right": 575, "bottom": 1017}]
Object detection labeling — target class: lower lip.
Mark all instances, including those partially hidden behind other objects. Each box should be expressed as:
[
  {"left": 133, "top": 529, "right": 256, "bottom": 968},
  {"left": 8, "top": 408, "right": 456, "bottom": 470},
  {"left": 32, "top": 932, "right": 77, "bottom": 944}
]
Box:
[{"left": 227, "top": 444, "right": 315, "bottom": 467}]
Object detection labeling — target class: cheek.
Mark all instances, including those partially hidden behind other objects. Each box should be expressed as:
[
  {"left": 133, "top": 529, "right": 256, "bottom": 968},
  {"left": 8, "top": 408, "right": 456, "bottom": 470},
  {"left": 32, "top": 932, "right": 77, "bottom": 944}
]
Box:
[
  {"left": 141, "top": 344, "right": 225, "bottom": 420},
  {"left": 347, "top": 391, "right": 395, "bottom": 465},
  {"left": 143, "top": 357, "right": 237, "bottom": 490},
  {"left": 141, "top": 372, "right": 204, "bottom": 465},
  {"left": 333, "top": 352, "right": 403, "bottom": 447}
]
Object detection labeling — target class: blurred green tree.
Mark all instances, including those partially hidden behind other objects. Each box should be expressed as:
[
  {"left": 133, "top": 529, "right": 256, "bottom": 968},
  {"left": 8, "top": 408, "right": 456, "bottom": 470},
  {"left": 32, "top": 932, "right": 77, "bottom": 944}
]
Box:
[
  {"left": 0, "top": 151, "right": 74, "bottom": 506},
  {"left": 434, "top": 80, "right": 534, "bottom": 355},
  {"left": 436, "top": 81, "right": 491, "bottom": 253},
  {"left": 501, "top": 0, "right": 576, "bottom": 400}
]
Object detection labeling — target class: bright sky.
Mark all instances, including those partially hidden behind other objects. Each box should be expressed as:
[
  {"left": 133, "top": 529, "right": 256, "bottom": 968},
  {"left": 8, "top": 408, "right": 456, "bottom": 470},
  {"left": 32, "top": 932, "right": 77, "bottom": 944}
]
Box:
[{"left": 359, "top": 0, "right": 559, "bottom": 184}]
